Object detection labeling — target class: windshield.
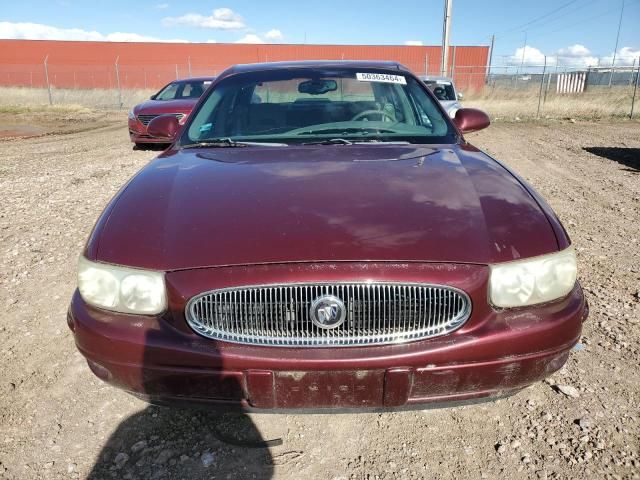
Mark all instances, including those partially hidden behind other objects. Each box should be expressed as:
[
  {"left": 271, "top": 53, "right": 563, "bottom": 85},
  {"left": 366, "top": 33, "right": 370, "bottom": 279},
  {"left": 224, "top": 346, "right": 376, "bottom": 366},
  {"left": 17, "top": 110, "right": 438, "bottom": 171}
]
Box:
[
  {"left": 424, "top": 81, "right": 457, "bottom": 101},
  {"left": 181, "top": 68, "right": 454, "bottom": 146},
  {"left": 154, "top": 80, "right": 213, "bottom": 101}
]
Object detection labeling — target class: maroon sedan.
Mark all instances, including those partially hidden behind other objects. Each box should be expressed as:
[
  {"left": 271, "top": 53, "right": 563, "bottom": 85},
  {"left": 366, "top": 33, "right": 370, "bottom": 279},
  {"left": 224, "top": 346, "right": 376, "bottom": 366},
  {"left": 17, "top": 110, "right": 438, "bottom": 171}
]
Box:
[
  {"left": 128, "top": 77, "right": 215, "bottom": 147},
  {"left": 70, "top": 61, "right": 587, "bottom": 411}
]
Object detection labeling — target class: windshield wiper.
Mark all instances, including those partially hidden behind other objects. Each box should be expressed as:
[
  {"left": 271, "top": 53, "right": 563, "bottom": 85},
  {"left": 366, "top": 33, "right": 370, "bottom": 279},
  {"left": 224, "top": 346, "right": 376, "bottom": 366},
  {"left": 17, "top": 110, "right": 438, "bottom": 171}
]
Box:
[
  {"left": 296, "top": 127, "right": 397, "bottom": 136},
  {"left": 303, "top": 138, "right": 411, "bottom": 146},
  {"left": 303, "top": 138, "right": 353, "bottom": 145},
  {"left": 181, "top": 138, "right": 288, "bottom": 149}
]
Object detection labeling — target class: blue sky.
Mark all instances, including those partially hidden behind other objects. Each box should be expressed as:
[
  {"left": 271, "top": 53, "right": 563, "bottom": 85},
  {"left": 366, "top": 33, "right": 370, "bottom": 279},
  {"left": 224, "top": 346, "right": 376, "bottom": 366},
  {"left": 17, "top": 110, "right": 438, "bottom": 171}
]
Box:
[{"left": 1, "top": 0, "right": 638, "bottom": 66}]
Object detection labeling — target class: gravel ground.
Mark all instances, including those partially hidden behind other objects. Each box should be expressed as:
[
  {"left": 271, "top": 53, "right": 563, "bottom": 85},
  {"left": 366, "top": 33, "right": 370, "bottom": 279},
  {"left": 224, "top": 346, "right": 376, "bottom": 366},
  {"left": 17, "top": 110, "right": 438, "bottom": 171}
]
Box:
[{"left": 0, "top": 114, "right": 638, "bottom": 480}]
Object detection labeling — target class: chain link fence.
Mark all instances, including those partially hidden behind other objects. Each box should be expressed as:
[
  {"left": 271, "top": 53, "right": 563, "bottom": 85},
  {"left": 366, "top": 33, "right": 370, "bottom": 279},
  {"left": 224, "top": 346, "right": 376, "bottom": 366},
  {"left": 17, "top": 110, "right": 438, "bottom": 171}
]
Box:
[
  {"left": 445, "top": 60, "right": 640, "bottom": 119},
  {"left": 0, "top": 62, "right": 229, "bottom": 108},
  {"left": 1, "top": 59, "right": 638, "bottom": 119}
]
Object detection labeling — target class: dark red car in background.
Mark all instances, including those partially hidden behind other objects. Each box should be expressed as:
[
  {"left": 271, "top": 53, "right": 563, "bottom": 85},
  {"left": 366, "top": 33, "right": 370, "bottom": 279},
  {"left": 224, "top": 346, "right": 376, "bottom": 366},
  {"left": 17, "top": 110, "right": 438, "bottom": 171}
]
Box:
[
  {"left": 128, "top": 76, "right": 215, "bottom": 147},
  {"left": 70, "top": 61, "right": 587, "bottom": 411}
]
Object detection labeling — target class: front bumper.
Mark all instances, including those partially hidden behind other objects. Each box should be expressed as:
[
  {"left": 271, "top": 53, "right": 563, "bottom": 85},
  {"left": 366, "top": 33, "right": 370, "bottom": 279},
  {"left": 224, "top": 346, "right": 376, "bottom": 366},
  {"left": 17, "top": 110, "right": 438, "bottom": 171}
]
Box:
[
  {"left": 68, "top": 262, "right": 588, "bottom": 411},
  {"left": 128, "top": 118, "right": 171, "bottom": 144}
]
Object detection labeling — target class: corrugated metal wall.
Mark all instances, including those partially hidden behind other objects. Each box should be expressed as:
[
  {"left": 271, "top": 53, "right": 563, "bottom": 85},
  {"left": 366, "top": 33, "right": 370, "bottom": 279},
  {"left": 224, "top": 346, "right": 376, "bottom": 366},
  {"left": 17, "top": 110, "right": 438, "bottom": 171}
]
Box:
[{"left": 0, "top": 40, "right": 489, "bottom": 90}]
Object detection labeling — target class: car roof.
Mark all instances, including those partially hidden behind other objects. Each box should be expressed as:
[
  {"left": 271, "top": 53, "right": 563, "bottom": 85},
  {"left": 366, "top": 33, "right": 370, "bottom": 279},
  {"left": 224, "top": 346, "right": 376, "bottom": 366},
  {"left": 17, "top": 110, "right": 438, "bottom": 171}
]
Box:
[
  {"left": 420, "top": 75, "right": 454, "bottom": 84},
  {"left": 217, "top": 60, "right": 410, "bottom": 79},
  {"left": 174, "top": 76, "right": 217, "bottom": 83}
]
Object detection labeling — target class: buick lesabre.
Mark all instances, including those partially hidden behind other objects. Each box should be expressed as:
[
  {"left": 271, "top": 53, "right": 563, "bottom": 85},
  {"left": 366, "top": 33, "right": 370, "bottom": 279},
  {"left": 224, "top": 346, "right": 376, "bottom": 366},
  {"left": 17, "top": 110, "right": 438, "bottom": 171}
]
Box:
[{"left": 68, "top": 61, "right": 588, "bottom": 411}]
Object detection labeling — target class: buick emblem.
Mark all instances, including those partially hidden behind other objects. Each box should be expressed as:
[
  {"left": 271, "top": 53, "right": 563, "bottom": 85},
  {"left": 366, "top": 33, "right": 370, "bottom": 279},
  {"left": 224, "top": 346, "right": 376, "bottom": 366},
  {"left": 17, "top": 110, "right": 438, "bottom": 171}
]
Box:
[{"left": 310, "top": 295, "right": 346, "bottom": 329}]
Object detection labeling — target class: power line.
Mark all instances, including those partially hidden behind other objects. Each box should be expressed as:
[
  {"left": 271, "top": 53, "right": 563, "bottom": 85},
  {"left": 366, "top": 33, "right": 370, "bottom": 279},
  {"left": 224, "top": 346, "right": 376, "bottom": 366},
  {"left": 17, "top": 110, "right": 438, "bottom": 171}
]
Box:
[
  {"left": 495, "top": 0, "right": 581, "bottom": 36},
  {"left": 495, "top": 0, "right": 601, "bottom": 39},
  {"left": 528, "top": 0, "right": 637, "bottom": 38}
]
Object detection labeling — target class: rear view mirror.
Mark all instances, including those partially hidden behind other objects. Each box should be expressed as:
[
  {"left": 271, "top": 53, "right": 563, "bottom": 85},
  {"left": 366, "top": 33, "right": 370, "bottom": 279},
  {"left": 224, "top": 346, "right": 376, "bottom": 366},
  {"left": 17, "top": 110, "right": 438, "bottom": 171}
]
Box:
[
  {"left": 453, "top": 108, "right": 490, "bottom": 134},
  {"left": 298, "top": 79, "right": 338, "bottom": 95},
  {"left": 147, "top": 114, "right": 180, "bottom": 140}
]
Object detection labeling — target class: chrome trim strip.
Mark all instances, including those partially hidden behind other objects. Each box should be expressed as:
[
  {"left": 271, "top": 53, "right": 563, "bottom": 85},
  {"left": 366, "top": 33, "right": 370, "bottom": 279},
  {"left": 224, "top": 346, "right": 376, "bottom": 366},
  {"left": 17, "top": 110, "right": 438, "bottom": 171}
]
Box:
[
  {"left": 136, "top": 113, "right": 185, "bottom": 126},
  {"left": 185, "top": 282, "right": 472, "bottom": 348}
]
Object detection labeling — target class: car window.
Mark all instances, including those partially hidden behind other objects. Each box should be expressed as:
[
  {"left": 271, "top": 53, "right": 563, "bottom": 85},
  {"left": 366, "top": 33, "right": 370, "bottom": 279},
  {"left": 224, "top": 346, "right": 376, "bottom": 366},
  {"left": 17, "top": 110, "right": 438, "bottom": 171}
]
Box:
[
  {"left": 181, "top": 81, "right": 208, "bottom": 99},
  {"left": 184, "top": 69, "right": 453, "bottom": 145},
  {"left": 155, "top": 82, "right": 180, "bottom": 101},
  {"left": 424, "top": 81, "right": 456, "bottom": 101}
]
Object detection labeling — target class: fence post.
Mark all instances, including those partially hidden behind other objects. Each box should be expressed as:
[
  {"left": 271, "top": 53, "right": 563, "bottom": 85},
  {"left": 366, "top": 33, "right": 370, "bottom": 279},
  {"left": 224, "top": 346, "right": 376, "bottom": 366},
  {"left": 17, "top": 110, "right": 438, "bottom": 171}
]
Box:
[
  {"left": 630, "top": 57, "right": 639, "bottom": 119},
  {"left": 43, "top": 55, "right": 53, "bottom": 105},
  {"left": 115, "top": 56, "right": 123, "bottom": 109},
  {"left": 608, "top": 63, "right": 615, "bottom": 88},
  {"left": 450, "top": 46, "right": 456, "bottom": 78},
  {"left": 544, "top": 63, "right": 553, "bottom": 103},
  {"left": 537, "top": 56, "right": 547, "bottom": 119},
  {"left": 630, "top": 58, "right": 637, "bottom": 86}
]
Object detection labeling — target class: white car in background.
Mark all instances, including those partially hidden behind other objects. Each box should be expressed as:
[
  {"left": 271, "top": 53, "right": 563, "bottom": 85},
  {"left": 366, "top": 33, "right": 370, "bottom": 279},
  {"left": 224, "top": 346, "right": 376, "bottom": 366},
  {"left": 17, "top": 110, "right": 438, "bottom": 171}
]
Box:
[{"left": 420, "top": 76, "right": 463, "bottom": 118}]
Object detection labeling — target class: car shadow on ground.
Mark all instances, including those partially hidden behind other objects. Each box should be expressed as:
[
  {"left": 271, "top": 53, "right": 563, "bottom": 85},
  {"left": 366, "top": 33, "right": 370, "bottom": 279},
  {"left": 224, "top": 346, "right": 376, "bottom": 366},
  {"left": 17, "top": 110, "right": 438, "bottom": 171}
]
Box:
[
  {"left": 583, "top": 147, "right": 640, "bottom": 172},
  {"left": 87, "top": 325, "right": 275, "bottom": 479},
  {"left": 87, "top": 407, "right": 275, "bottom": 479}
]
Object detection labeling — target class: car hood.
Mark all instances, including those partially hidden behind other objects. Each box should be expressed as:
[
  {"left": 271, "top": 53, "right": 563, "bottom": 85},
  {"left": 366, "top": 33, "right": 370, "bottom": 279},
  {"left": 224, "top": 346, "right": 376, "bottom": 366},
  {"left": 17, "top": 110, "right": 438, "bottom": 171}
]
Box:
[
  {"left": 91, "top": 144, "right": 559, "bottom": 271},
  {"left": 134, "top": 99, "right": 198, "bottom": 114}
]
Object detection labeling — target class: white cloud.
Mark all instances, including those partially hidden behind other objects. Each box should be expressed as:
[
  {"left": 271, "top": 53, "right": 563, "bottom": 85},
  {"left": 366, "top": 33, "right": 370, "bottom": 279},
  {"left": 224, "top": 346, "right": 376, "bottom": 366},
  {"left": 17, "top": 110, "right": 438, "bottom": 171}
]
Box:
[
  {"left": 557, "top": 44, "right": 590, "bottom": 58},
  {"left": 602, "top": 46, "right": 640, "bottom": 66},
  {"left": 509, "top": 46, "right": 547, "bottom": 66},
  {"left": 264, "top": 29, "right": 283, "bottom": 41},
  {"left": 555, "top": 44, "right": 598, "bottom": 67},
  {"left": 235, "top": 33, "right": 264, "bottom": 44},
  {"left": 154, "top": 3, "right": 169, "bottom": 9},
  {"left": 162, "top": 7, "right": 245, "bottom": 30},
  {"left": 404, "top": 40, "right": 423, "bottom": 46},
  {"left": 0, "top": 21, "right": 188, "bottom": 42},
  {"left": 508, "top": 43, "right": 639, "bottom": 69}
]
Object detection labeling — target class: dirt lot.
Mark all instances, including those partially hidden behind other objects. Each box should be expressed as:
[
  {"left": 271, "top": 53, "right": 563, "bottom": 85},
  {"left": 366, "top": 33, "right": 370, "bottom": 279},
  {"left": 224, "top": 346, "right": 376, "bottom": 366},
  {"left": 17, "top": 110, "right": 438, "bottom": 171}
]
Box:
[{"left": 0, "top": 113, "right": 638, "bottom": 480}]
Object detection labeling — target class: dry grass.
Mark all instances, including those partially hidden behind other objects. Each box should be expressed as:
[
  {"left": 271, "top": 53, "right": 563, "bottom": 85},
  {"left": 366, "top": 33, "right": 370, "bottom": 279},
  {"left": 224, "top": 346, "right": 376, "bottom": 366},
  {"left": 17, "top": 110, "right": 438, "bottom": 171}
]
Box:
[
  {"left": 464, "top": 85, "right": 637, "bottom": 120},
  {"left": 0, "top": 86, "right": 153, "bottom": 112},
  {"left": 0, "top": 85, "right": 637, "bottom": 121}
]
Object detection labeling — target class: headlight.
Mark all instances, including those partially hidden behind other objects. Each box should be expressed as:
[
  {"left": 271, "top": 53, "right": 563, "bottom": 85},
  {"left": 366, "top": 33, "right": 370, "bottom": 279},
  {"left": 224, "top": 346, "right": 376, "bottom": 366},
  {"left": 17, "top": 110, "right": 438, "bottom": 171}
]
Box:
[
  {"left": 128, "top": 110, "right": 136, "bottom": 120},
  {"left": 77, "top": 256, "right": 166, "bottom": 314},
  {"left": 489, "top": 247, "right": 577, "bottom": 308}
]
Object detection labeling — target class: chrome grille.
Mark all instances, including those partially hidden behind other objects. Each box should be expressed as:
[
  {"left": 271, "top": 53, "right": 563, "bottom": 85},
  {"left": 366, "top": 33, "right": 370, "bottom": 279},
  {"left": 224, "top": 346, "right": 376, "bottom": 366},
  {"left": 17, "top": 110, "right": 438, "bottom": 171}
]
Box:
[
  {"left": 137, "top": 113, "right": 184, "bottom": 126},
  {"left": 186, "top": 283, "right": 471, "bottom": 347}
]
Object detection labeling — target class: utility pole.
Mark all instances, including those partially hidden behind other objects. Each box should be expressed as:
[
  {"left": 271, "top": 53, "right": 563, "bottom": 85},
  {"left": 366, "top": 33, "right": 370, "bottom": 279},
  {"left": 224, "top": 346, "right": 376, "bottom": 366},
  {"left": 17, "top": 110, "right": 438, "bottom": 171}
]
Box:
[
  {"left": 486, "top": 34, "right": 495, "bottom": 84},
  {"left": 441, "top": 0, "right": 452, "bottom": 77},
  {"left": 609, "top": 0, "right": 625, "bottom": 87},
  {"left": 43, "top": 54, "right": 52, "bottom": 105},
  {"left": 519, "top": 31, "right": 528, "bottom": 74},
  {"left": 114, "top": 56, "right": 122, "bottom": 109}
]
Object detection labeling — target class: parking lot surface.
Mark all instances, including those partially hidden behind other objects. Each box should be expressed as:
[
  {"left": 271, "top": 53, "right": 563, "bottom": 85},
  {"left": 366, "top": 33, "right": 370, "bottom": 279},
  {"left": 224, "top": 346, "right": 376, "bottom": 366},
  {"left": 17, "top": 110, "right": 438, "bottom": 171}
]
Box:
[{"left": 0, "top": 115, "right": 638, "bottom": 479}]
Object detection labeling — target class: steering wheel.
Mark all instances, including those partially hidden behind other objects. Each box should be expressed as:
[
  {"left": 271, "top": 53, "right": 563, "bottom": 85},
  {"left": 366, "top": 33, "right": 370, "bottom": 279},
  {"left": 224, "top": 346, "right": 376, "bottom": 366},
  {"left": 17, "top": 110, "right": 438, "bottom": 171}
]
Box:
[{"left": 350, "top": 110, "right": 396, "bottom": 122}]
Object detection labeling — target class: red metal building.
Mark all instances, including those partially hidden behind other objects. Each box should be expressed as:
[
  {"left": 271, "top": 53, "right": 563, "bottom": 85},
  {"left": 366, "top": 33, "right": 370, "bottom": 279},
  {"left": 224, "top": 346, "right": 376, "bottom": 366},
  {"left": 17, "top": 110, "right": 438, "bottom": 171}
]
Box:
[{"left": 0, "top": 40, "right": 489, "bottom": 91}]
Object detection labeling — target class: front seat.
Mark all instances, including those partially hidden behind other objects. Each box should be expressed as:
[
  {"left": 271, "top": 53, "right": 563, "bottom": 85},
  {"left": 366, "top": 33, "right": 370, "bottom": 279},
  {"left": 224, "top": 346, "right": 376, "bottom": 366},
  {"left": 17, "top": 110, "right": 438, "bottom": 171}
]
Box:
[
  {"left": 433, "top": 87, "right": 447, "bottom": 101},
  {"left": 189, "top": 84, "right": 204, "bottom": 98}
]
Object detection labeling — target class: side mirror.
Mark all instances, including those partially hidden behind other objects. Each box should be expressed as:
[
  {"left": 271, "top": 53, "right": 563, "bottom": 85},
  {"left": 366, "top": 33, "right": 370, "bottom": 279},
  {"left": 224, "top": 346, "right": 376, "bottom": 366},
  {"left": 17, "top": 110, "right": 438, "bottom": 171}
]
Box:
[
  {"left": 453, "top": 108, "right": 490, "bottom": 134},
  {"left": 147, "top": 114, "right": 180, "bottom": 140},
  {"left": 457, "top": 91, "right": 464, "bottom": 100},
  {"left": 150, "top": 94, "right": 157, "bottom": 100}
]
